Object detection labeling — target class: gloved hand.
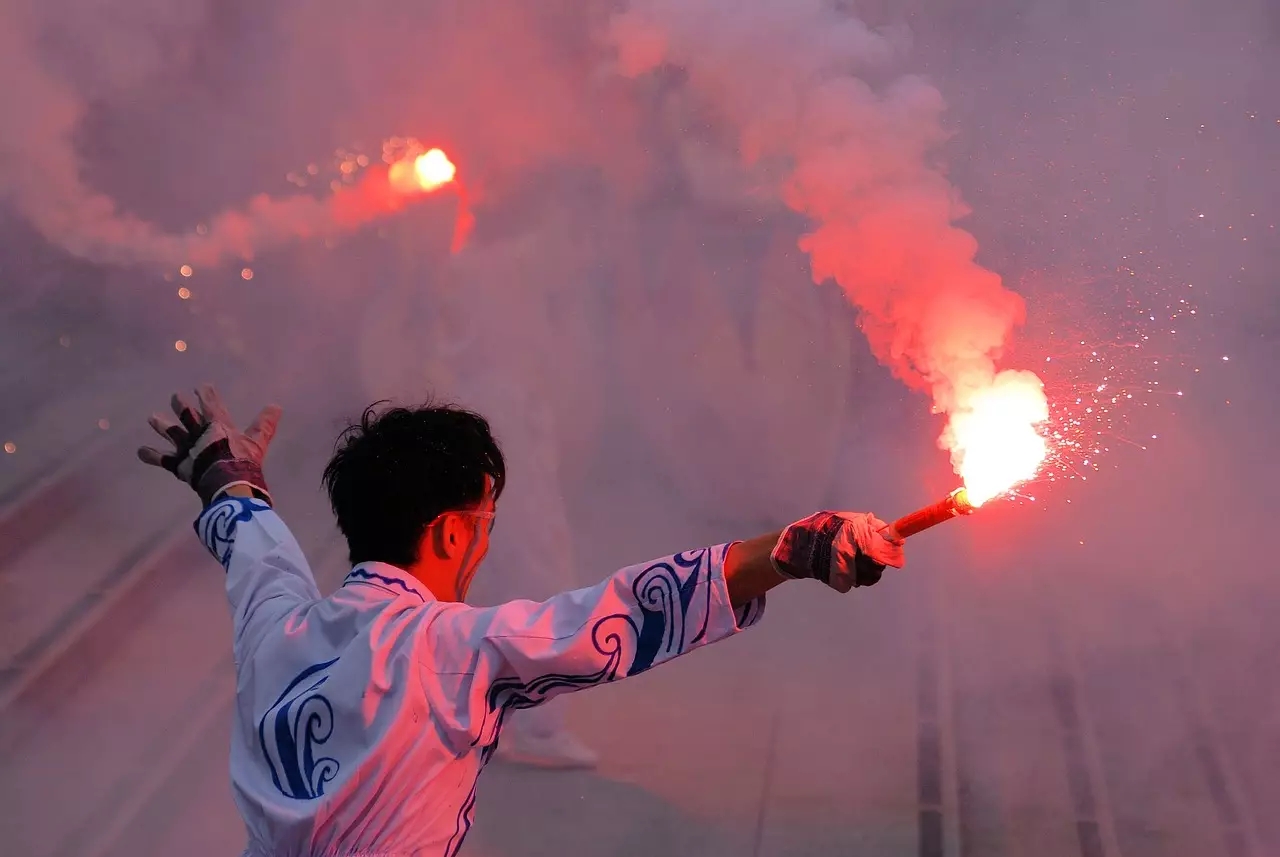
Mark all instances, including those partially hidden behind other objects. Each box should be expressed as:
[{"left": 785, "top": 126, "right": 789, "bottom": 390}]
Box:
[
  {"left": 137, "top": 383, "right": 282, "bottom": 507},
  {"left": 771, "top": 511, "right": 906, "bottom": 592}
]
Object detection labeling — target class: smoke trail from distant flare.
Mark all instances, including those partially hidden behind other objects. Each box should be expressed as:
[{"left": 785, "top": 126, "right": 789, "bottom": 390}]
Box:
[
  {"left": 0, "top": 1, "right": 465, "bottom": 271},
  {"left": 605, "top": 0, "right": 1049, "bottom": 497}
]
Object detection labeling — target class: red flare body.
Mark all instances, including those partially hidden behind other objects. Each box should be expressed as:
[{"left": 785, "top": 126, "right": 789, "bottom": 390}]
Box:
[{"left": 881, "top": 487, "right": 976, "bottom": 541}]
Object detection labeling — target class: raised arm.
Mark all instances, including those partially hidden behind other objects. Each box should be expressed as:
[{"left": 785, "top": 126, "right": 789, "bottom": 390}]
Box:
[
  {"left": 138, "top": 384, "right": 318, "bottom": 661},
  {"left": 421, "top": 512, "right": 905, "bottom": 754},
  {"left": 195, "top": 493, "right": 321, "bottom": 661}
]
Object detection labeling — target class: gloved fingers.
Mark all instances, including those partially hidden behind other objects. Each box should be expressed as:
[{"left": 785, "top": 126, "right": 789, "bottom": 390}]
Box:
[
  {"left": 866, "top": 513, "right": 900, "bottom": 542},
  {"left": 137, "top": 446, "right": 181, "bottom": 473},
  {"left": 244, "top": 403, "right": 283, "bottom": 451},
  {"left": 195, "top": 383, "right": 233, "bottom": 426},
  {"left": 171, "top": 392, "right": 205, "bottom": 435},
  {"left": 845, "top": 512, "right": 876, "bottom": 544},
  {"left": 854, "top": 552, "right": 887, "bottom": 585},
  {"left": 842, "top": 511, "right": 906, "bottom": 568},
  {"left": 148, "top": 413, "right": 189, "bottom": 448},
  {"left": 861, "top": 529, "right": 906, "bottom": 569}
]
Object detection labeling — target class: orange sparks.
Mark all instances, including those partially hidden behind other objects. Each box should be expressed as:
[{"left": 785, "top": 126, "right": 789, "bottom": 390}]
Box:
[{"left": 943, "top": 370, "right": 1049, "bottom": 506}]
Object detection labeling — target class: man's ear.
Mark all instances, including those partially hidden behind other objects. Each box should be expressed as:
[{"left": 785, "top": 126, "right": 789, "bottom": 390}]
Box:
[
  {"left": 439, "top": 514, "right": 466, "bottom": 560},
  {"left": 421, "top": 519, "right": 455, "bottom": 560}
]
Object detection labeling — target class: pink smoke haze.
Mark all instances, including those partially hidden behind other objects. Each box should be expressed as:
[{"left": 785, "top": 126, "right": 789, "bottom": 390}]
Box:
[{"left": 1, "top": 1, "right": 1276, "bottom": 851}]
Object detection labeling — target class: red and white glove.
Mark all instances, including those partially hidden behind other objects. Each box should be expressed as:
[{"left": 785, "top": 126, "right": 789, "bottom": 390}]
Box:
[
  {"left": 771, "top": 511, "right": 906, "bottom": 592},
  {"left": 137, "top": 383, "right": 281, "bottom": 507}
]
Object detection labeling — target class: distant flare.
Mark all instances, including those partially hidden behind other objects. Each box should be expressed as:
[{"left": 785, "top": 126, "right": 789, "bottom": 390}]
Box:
[
  {"left": 388, "top": 148, "right": 457, "bottom": 195},
  {"left": 414, "top": 149, "right": 457, "bottom": 191}
]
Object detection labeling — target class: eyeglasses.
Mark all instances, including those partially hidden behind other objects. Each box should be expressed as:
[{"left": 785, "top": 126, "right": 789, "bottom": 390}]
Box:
[{"left": 435, "top": 508, "right": 495, "bottom": 533}]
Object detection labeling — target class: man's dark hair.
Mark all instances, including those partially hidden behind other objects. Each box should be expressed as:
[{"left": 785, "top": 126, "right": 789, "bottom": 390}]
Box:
[{"left": 322, "top": 401, "right": 506, "bottom": 567}]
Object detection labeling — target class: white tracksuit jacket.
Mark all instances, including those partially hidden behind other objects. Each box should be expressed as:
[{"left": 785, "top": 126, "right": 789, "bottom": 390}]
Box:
[{"left": 195, "top": 496, "right": 766, "bottom": 856}]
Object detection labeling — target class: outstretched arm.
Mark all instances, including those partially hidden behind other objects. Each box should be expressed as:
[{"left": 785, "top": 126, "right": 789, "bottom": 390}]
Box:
[
  {"left": 421, "top": 542, "right": 766, "bottom": 753},
  {"left": 195, "top": 491, "right": 320, "bottom": 663},
  {"left": 420, "top": 511, "right": 905, "bottom": 754},
  {"left": 724, "top": 531, "right": 788, "bottom": 607}
]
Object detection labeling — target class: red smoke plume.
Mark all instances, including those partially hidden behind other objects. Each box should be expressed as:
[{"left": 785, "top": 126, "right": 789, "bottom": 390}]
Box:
[{"left": 607, "top": 0, "right": 1049, "bottom": 500}]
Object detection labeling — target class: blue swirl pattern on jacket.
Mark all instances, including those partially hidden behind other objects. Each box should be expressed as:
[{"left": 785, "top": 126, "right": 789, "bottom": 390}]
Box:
[
  {"left": 195, "top": 496, "right": 268, "bottom": 569},
  {"left": 258, "top": 658, "right": 342, "bottom": 800}
]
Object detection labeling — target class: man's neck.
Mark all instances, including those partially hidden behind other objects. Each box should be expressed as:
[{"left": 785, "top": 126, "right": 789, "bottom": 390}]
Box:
[{"left": 405, "top": 560, "right": 462, "bottom": 602}]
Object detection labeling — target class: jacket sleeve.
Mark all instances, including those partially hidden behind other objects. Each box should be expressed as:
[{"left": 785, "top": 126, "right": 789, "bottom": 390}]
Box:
[
  {"left": 194, "top": 496, "right": 322, "bottom": 663},
  {"left": 417, "top": 543, "right": 766, "bottom": 753}
]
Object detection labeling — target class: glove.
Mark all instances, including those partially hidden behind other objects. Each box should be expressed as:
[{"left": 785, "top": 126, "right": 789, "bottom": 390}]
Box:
[
  {"left": 137, "top": 383, "right": 282, "bottom": 507},
  {"left": 771, "top": 511, "right": 906, "bottom": 593}
]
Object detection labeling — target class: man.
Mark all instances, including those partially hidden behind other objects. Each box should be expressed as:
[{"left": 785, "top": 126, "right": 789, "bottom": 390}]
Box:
[{"left": 138, "top": 384, "right": 905, "bottom": 857}]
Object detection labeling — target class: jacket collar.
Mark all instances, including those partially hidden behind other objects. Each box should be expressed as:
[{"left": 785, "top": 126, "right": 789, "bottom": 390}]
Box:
[{"left": 342, "top": 562, "right": 436, "bottom": 604}]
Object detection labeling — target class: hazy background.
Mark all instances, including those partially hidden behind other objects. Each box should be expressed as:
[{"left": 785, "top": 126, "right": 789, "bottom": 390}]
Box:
[{"left": 0, "top": 1, "right": 1276, "bottom": 856}]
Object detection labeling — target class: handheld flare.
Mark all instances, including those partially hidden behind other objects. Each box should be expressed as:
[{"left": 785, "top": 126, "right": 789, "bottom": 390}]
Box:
[{"left": 881, "top": 487, "right": 976, "bottom": 541}]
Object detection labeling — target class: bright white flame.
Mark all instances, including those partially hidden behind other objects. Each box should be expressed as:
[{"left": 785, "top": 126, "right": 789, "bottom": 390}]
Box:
[
  {"left": 414, "top": 148, "right": 456, "bottom": 189},
  {"left": 388, "top": 147, "right": 457, "bottom": 194},
  {"left": 942, "top": 370, "right": 1049, "bottom": 506}
]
